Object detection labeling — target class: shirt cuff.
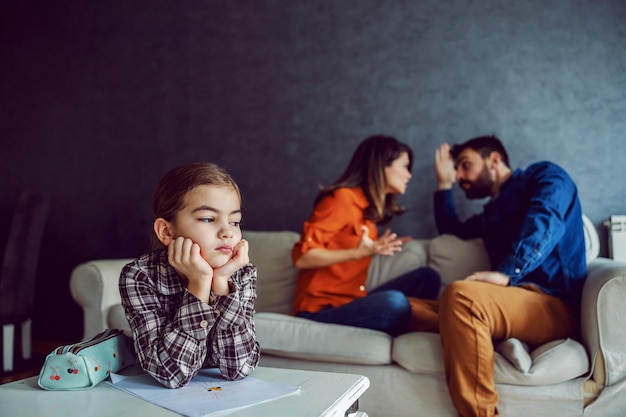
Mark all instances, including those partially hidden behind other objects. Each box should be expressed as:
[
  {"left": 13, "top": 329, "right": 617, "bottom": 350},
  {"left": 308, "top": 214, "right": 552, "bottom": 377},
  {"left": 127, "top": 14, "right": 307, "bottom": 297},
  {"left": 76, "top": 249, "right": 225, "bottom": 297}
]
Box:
[
  {"left": 176, "top": 291, "right": 220, "bottom": 339},
  {"left": 496, "top": 256, "right": 525, "bottom": 284}
]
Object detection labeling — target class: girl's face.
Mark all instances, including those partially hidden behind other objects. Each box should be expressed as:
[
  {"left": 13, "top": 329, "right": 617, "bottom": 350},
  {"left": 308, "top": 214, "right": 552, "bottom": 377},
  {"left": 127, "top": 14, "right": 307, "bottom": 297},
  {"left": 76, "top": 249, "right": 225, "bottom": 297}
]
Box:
[
  {"left": 384, "top": 151, "right": 412, "bottom": 195},
  {"left": 169, "top": 184, "right": 243, "bottom": 268}
]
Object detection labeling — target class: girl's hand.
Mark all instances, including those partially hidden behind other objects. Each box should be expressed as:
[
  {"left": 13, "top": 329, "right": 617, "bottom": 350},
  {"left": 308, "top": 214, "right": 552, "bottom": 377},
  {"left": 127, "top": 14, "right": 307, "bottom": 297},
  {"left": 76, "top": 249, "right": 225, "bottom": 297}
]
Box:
[
  {"left": 435, "top": 143, "right": 456, "bottom": 190},
  {"left": 168, "top": 236, "right": 214, "bottom": 302},
  {"left": 212, "top": 239, "right": 250, "bottom": 294}
]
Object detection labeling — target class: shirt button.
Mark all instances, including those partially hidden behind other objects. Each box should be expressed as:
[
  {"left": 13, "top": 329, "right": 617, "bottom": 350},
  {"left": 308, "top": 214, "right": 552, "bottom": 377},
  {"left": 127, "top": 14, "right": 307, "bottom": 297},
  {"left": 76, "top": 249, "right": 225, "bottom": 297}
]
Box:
[
  {"left": 215, "top": 310, "right": 221, "bottom": 316},
  {"left": 359, "top": 285, "right": 365, "bottom": 291},
  {"left": 514, "top": 268, "right": 521, "bottom": 274},
  {"left": 200, "top": 320, "right": 208, "bottom": 328}
]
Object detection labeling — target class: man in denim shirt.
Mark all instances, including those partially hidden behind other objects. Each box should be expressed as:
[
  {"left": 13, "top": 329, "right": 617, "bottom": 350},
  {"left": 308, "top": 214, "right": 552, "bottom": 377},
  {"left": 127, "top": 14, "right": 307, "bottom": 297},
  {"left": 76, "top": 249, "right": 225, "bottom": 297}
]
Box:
[{"left": 430, "top": 135, "right": 586, "bottom": 417}]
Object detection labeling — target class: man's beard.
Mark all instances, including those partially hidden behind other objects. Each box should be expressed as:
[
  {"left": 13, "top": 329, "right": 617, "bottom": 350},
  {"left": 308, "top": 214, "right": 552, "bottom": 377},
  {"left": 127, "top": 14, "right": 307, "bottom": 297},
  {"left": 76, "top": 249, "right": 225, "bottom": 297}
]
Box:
[{"left": 460, "top": 165, "right": 493, "bottom": 199}]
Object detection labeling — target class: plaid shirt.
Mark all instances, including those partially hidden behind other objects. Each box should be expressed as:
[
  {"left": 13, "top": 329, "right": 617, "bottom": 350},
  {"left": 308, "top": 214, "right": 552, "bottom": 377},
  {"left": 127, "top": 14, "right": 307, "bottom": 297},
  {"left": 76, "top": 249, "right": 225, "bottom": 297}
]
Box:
[{"left": 119, "top": 249, "right": 260, "bottom": 388}]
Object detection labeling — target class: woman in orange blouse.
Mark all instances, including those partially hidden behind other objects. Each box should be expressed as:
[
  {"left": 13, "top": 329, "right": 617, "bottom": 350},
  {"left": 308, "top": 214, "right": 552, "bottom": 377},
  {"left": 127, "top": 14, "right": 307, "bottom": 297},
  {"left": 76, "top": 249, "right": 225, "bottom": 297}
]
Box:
[{"left": 292, "top": 135, "right": 440, "bottom": 336}]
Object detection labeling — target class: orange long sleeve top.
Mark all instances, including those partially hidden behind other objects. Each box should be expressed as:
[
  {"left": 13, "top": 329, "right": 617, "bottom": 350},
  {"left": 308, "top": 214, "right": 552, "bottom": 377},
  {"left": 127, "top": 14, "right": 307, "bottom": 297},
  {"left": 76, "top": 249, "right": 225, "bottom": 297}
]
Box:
[{"left": 291, "top": 187, "right": 378, "bottom": 315}]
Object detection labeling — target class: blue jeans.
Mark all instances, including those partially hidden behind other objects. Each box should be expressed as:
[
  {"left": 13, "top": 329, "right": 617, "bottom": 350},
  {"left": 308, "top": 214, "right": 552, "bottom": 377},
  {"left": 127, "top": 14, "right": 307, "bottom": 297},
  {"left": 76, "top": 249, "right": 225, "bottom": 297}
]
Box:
[{"left": 296, "top": 266, "right": 440, "bottom": 336}]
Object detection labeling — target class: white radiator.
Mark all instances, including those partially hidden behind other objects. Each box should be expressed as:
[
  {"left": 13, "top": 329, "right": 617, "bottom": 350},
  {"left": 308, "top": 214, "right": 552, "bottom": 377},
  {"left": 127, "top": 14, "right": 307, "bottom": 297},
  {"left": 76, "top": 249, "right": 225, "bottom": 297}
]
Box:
[{"left": 607, "top": 215, "right": 626, "bottom": 262}]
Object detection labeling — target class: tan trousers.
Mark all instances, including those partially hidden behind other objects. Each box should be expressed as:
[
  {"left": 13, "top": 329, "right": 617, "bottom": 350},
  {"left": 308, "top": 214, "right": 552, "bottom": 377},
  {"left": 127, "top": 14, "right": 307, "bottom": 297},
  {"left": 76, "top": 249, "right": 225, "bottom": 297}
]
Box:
[{"left": 408, "top": 281, "right": 576, "bottom": 417}]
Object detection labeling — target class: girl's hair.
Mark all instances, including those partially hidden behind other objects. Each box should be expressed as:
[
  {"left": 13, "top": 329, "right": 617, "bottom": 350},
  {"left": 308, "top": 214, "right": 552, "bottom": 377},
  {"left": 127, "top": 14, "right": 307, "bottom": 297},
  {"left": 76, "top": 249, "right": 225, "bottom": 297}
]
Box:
[
  {"left": 152, "top": 162, "right": 242, "bottom": 222},
  {"left": 315, "top": 134, "right": 413, "bottom": 225}
]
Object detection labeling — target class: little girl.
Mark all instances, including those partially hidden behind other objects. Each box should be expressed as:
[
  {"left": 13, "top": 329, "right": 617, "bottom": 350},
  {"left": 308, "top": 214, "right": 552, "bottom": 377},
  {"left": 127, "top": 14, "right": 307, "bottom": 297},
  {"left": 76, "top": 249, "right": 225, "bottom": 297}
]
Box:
[{"left": 119, "top": 162, "right": 260, "bottom": 388}]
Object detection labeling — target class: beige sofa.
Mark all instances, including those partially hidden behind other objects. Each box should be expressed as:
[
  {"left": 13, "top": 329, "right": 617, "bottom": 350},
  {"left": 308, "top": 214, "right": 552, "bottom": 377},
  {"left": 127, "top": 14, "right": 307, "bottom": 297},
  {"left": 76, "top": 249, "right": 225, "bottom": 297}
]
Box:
[{"left": 70, "top": 227, "right": 626, "bottom": 417}]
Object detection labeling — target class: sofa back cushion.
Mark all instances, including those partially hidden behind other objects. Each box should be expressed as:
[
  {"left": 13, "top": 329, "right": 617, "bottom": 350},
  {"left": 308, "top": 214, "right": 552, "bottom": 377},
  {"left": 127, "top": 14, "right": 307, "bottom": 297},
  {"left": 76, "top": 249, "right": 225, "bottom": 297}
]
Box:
[
  {"left": 428, "top": 234, "right": 491, "bottom": 285},
  {"left": 366, "top": 239, "right": 430, "bottom": 289},
  {"left": 244, "top": 230, "right": 300, "bottom": 314}
]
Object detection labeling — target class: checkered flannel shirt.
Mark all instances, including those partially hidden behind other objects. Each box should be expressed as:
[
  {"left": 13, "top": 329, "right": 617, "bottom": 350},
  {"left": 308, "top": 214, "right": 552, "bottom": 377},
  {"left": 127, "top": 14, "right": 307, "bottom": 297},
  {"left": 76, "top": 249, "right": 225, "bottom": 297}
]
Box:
[{"left": 119, "top": 249, "right": 260, "bottom": 388}]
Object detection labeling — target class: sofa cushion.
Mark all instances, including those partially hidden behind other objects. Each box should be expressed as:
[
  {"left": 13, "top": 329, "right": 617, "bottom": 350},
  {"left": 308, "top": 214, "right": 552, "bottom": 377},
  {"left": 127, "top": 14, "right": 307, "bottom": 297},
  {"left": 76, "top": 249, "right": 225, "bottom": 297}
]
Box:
[
  {"left": 244, "top": 230, "right": 300, "bottom": 315},
  {"left": 366, "top": 239, "right": 430, "bottom": 289},
  {"left": 428, "top": 234, "right": 491, "bottom": 285},
  {"left": 391, "top": 332, "right": 444, "bottom": 374},
  {"left": 494, "top": 338, "right": 589, "bottom": 385},
  {"left": 392, "top": 332, "right": 589, "bottom": 385},
  {"left": 582, "top": 214, "right": 599, "bottom": 264},
  {"left": 494, "top": 338, "right": 531, "bottom": 373},
  {"left": 255, "top": 312, "right": 392, "bottom": 365}
]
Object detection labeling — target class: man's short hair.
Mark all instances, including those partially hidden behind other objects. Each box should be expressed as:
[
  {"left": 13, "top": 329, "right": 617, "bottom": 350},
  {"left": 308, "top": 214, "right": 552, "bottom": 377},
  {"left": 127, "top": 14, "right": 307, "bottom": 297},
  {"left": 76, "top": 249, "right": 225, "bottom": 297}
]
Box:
[{"left": 450, "top": 135, "right": 510, "bottom": 168}]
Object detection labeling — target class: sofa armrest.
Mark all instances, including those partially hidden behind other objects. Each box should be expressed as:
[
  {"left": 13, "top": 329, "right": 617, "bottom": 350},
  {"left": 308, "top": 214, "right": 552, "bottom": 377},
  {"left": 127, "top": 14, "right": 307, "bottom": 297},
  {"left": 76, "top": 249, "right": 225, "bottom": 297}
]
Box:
[
  {"left": 580, "top": 257, "right": 626, "bottom": 387},
  {"left": 69, "top": 259, "right": 133, "bottom": 339}
]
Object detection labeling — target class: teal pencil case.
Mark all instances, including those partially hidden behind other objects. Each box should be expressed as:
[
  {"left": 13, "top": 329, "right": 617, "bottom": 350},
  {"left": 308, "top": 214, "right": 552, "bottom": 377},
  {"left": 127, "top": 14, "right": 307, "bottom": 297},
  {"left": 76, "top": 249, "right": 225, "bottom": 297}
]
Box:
[{"left": 38, "top": 328, "right": 135, "bottom": 390}]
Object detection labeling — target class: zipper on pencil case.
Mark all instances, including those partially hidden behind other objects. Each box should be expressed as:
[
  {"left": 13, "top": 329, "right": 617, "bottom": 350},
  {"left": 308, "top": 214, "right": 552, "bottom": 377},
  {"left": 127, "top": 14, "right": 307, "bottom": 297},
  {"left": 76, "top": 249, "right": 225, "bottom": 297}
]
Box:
[
  {"left": 53, "top": 329, "right": 123, "bottom": 355},
  {"left": 70, "top": 329, "right": 123, "bottom": 354}
]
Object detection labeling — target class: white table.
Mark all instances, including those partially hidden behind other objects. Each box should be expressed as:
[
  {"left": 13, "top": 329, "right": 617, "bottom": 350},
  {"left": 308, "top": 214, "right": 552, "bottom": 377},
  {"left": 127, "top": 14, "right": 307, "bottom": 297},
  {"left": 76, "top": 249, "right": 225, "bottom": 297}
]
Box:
[{"left": 0, "top": 366, "right": 369, "bottom": 417}]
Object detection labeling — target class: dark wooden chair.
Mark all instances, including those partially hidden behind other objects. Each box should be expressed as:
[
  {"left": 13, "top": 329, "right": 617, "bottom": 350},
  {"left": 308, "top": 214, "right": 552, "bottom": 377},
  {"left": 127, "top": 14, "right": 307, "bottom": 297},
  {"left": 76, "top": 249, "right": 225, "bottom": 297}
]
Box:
[{"left": 1, "top": 190, "right": 49, "bottom": 372}]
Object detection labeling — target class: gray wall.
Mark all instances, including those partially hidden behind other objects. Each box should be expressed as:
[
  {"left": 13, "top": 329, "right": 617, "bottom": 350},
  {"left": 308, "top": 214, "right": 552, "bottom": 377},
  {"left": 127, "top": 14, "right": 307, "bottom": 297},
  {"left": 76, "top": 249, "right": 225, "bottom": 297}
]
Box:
[{"left": 2, "top": 0, "right": 625, "bottom": 340}]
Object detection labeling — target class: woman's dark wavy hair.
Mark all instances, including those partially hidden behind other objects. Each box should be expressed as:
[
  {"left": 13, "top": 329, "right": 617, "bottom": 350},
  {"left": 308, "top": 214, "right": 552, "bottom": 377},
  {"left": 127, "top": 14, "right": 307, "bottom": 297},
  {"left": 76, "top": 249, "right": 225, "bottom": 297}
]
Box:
[{"left": 315, "top": 134, "right": 413, "bottom": 225}]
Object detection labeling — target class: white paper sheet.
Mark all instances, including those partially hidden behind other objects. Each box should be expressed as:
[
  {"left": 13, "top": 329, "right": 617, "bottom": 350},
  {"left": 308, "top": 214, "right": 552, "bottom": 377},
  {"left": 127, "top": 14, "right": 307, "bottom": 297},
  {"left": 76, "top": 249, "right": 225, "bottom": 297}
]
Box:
[{"left": 107, "top": 368, "right": 299, "bottom": 416}]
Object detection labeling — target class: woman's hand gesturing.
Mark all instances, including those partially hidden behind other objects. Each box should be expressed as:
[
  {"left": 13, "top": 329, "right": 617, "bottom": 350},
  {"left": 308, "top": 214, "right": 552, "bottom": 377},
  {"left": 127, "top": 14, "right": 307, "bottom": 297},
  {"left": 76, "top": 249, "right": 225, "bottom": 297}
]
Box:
[{"left": 358, "top": 226, "right": 404, "bottom": 257}]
